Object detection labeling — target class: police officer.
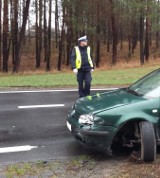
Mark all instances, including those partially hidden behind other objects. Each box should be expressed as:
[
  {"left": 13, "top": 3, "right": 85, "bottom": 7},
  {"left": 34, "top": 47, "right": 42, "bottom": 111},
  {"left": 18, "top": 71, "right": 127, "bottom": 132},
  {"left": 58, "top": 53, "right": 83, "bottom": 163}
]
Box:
[{"left": 70, "top": 36, "right": 94, "bottom": 98}]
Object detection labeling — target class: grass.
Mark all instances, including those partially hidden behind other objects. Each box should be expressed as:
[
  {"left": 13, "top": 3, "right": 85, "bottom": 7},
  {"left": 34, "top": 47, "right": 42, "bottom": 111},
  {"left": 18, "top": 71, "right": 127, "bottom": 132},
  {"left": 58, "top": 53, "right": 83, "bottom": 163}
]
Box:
[
  {"left": 3, "top": 156, "right": 95, "bottom": 178},
  {"left": 0, "top": 65, "right": 158, "bottom": 88},
  {"left": 3, "top": 154, "right": 160, "bottom": 178},
  {"left": 5, "top": 163, "right": 33, "bottom": 178}
]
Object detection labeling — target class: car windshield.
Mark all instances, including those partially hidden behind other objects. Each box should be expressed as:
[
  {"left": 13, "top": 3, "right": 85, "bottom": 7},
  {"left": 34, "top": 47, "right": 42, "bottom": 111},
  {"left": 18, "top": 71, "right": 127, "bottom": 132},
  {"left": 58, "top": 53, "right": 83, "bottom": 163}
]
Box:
[{"left": 128, "top": 69, "right": 160, "bottom": 98}]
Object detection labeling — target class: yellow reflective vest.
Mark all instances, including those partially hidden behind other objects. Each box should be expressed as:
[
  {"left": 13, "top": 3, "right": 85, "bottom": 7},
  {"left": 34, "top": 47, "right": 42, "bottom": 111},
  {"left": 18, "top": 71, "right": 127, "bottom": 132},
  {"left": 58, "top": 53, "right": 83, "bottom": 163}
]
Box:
[{"left": 74, "top": 46, "right": 93, "bottom": 69}]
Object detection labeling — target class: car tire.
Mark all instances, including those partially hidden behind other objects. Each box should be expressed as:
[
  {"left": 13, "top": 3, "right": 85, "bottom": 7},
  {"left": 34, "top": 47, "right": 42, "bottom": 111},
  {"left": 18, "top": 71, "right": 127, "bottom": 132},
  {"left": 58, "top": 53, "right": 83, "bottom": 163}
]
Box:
[{"left": 139, "top": 121, "right": 156, "bottom": 162}]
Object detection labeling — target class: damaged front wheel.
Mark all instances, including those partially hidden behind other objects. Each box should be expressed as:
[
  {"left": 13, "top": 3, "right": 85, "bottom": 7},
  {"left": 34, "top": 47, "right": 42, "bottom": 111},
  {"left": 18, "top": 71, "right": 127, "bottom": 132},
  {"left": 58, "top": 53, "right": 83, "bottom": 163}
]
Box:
[{"left": 139, "top": 121, "right": 156, "bottom": 162}]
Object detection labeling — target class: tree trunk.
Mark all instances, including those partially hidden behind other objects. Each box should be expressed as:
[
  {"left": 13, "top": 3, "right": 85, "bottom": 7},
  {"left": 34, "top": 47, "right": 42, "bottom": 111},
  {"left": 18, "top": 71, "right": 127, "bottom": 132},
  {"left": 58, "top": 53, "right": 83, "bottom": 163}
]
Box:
[
  {"left": 43, "top": 0, "right": 47, "bottom": 62},
  {"left": 3, "top": 0, "right": 9, "bottom": 72},
  {"left": 0, "top": 0, "right": 2, "bottom": 70},
  {"left": 66, "top": 3, "right": 73, "bottom": 66},
  {"left": 96, "top": 39, "right": 100, "bottom": 67},
  {"left": 38, "top": 0, "right": 42, "bottom": 66},
  {"left": 95, "top": 1, "right": 100, "bottom": 67},
  {"left": 144, "top": 0, "right": 150, "bottom": 62},
  {"left": 128, "top": 35, "right": 131, "bottom": 59},
  {"left": 35, "top": 0, "right": 40, "bottom": 68},
  {"left": 156, "top": 0, "right": 160, "bottom": 49},
  {"left": 13, "top": 0, "right": 30, "bottom": 72},
  {"left": 39, "top": 0, "right": 42, "bottom": 50},
  {"left": 58, "top": 3, "right": 65, "bottom": 71},
  {"left": 139, "top": 9, "right": 145, "bottom": 65},
  {"left": 18, "top": 0, "right": 30, "bottom": 55},
  {"left": 13, "top": 0, "right": 19, "bottom": 72},
  {"left": 55, "top": 0, "right": 59, "bottom": 49},
  {"left": 120, "top": 16, "right": 123, "bottom": 50},
  {"left": 46, "top": 0, "right": 52, "bottom": 71},
  {"left": 110, "top": 0, "right": 117, "bottom": 65},
  {"left": 35, "top": 0, "right": 42, "bottom": 68},
  {"left": 10, "top": 0, "right": 15, "bottom": 65},
  {"left": 132, "top": 21, "right": 138, "bottom": 54},
  {"left": 107, "top": 21, "right": 111, "bottom": 52}
]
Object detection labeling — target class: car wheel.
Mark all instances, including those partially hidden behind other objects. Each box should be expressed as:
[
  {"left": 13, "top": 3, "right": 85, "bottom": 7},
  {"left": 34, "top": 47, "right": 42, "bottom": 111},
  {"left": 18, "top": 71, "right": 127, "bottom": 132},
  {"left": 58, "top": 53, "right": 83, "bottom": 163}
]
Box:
[{"left": 139, "top": 121, "right": 156, "bottom": 162}]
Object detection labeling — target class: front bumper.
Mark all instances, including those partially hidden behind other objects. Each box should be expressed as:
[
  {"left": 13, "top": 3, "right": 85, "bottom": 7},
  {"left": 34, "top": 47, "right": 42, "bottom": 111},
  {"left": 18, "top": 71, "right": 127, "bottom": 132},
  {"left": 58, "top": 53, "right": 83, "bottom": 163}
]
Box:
[{"left": 67, "top": 120, "right": 118, "bottom": 155}]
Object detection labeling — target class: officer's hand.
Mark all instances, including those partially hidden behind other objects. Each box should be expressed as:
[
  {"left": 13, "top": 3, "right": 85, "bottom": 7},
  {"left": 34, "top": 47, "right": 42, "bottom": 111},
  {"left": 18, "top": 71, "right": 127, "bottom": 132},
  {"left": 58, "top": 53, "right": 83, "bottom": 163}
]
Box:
[
  {"left": 73, "top": 69, "right": 78, "bottom": 74},
  {"left": 91, "top": 69, "right": 94, "bottom": 72}
]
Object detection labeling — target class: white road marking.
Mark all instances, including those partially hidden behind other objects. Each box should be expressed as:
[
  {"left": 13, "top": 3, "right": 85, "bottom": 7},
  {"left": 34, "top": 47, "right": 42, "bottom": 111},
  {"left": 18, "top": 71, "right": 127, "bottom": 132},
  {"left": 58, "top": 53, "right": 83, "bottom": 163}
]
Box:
[
  {"left": 0, "top": 88, "right": 118, "bottom": 94},
  {"left": 18, "top": 104, "right": 65, "bottom": 109},
  {"left": 0, "top": 145, "right": 38, "bottom": 154}
]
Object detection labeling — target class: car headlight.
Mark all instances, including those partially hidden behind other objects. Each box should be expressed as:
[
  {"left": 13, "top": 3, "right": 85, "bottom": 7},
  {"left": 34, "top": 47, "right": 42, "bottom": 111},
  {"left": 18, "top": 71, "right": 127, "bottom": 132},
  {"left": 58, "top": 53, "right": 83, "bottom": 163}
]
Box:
[{"left": 79, "top": 114, "right": 94, "bottom": 125}]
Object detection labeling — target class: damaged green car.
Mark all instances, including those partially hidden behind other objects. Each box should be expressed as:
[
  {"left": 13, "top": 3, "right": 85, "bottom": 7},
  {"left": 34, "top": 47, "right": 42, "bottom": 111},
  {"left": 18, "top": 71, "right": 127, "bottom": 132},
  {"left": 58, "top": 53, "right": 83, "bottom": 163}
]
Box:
[{"left": 67, "top": 69, "right": 160, "bottom": 162}]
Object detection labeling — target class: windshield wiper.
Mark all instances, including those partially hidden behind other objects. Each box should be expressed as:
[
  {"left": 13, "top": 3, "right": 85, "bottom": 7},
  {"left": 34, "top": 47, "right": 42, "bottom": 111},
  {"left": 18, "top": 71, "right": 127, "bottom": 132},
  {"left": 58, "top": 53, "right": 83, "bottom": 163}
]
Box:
[{"left": 127, "top": 88, "right": 143, "bottom": 97}]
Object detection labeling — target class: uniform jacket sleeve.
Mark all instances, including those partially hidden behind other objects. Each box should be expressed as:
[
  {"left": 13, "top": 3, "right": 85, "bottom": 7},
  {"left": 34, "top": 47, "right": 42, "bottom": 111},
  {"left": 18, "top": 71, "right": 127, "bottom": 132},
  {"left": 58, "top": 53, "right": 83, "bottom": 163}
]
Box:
[
  {"left": 90, "top": 48, "right": 94, "bottom": 69},
  {"left": 70, "top": 47, "right": 76, "bottom": 69}
]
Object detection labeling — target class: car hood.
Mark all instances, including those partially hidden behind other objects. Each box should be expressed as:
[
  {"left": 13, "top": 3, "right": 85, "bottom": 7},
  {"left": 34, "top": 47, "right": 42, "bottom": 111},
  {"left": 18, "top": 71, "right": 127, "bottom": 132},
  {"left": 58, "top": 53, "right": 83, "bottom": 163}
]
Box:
[{"left": 75, "top": 88, "right": 146, "bottom": 114}]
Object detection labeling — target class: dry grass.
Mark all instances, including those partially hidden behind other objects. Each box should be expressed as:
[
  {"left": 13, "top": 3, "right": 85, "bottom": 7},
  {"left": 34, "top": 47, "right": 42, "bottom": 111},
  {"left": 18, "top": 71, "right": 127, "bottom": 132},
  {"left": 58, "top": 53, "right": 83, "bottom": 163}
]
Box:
[
  {"left": 2, "top": 154, "right": 160, "bottom": 178},
  {"left": 99, "top": 41, "right": 160, "bottom": 71},
  {"left": 98, "top": 58, "right": 160, "bottom": 71},
  {"left": 5, "top": 40, "right": 160, "bottom": 74}
]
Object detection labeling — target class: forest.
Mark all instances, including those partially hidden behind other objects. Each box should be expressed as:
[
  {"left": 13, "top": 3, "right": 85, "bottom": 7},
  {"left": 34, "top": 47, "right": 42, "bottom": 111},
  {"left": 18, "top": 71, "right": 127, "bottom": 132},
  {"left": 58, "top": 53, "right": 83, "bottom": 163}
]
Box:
[{"left": 0, "top": 0, "right": 160, "bottom": 73}]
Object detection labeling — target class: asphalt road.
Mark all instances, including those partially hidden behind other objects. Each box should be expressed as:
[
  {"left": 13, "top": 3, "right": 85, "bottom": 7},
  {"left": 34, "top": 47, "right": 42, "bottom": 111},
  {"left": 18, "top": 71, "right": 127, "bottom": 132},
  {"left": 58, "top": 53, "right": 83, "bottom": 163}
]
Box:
[{"left": 0, "top": 88, "right": 112, "bottom": 164}]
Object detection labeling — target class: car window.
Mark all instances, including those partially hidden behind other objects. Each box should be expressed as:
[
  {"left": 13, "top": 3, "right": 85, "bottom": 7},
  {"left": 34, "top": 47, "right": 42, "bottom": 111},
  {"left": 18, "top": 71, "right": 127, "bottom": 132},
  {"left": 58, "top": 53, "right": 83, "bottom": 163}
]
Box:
[{"left": 129, "top": 69, "right": 160, "bottom": 98}]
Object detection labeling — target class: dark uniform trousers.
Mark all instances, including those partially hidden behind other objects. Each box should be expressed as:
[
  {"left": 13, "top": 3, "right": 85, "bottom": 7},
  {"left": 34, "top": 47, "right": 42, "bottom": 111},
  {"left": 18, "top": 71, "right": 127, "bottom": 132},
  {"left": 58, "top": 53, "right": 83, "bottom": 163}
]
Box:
[{"left": 77, "top": 70, "right": 92, "bottom": 98}]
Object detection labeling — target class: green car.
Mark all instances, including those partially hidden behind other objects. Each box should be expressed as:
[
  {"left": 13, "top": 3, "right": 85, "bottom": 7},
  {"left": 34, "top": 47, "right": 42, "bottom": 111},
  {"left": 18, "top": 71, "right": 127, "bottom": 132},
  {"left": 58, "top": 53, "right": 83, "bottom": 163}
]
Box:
[{"left": 67, "top": 68, "right": 160, "bottom": 162}]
